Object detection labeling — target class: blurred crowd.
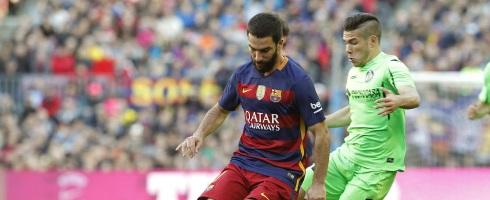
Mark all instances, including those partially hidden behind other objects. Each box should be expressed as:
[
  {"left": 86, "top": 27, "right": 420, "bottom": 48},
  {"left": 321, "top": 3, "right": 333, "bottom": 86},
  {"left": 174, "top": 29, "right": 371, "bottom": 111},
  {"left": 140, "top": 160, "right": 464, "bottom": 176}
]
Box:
[
  {"left": 0, "top": 0, "right": 490, "bottom": 171},
  {"left": 406, "top": 84, "right": 490, "bottom": 167}
]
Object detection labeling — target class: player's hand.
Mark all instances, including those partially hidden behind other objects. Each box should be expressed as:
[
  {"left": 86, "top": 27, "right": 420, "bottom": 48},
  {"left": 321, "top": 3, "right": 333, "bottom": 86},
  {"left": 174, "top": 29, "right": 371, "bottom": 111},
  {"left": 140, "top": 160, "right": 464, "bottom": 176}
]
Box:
[
  {"left": 467, "top": 102, "right": 490, "bottom": 120},
  {"left": 305, "top": 182, "right": 326, "bottom": 200},
  {"left": 375, "top": 88, "right": 399, "bottom": 116},
  {"left": 467, "top": 103, "right": 481, "bottom": 120},
  {"left": 175, "top": 134, "right": 204, "bottom": 158}
]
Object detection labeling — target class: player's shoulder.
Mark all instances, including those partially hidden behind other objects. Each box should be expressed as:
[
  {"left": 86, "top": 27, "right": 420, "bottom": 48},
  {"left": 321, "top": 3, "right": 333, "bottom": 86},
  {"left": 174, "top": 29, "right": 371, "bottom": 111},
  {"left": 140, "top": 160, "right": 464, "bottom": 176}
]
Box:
[
  {"left": 381, "top": 53, "right": 408, "bottom": 70},
  {"left": 381, "top": 53, "right": 402, "bottom": 64},
  {"left": 234, "top": 61, "right": 254, "bottom": 74},
  {"left": 484, "top": 62, "right": 490, "bottom": 72},
  {"left": 231, "top": 61, "right": 256, "bottom": 80},
  {"left": 285, "top": 57, "right": 310, "bottom": 80},
  {"left": 483, "top": 62, "right": 490, "bottom": 82}
]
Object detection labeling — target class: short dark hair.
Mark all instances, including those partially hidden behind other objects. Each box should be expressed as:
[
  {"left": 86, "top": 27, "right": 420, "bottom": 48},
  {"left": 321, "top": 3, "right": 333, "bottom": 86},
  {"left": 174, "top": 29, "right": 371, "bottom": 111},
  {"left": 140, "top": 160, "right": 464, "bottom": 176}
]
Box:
[
  {"left": 247, "top": 13, "right": 283, "bottom": 44},
  {"left": 280, "top": 18, "right": 289, "bottom": 37},
  {"left": 343, "top": 12, "right": 381, "bottom": 41}
]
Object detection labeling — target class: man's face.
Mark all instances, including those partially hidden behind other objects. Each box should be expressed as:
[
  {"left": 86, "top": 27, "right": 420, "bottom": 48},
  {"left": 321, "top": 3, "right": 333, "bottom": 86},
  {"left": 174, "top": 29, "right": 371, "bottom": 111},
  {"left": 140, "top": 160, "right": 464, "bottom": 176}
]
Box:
[
  {"left": 247, "top": 34, "right": 279, "bottom": 73},
  {"left": 343, "top": 29, "right": 371, "bottom": 67}
]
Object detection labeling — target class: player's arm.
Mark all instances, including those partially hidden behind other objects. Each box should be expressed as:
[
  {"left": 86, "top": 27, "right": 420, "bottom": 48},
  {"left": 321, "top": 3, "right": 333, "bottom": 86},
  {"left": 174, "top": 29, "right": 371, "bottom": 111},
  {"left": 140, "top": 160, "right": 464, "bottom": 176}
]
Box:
[
  {"left": 375, "top": 60, "right": 420, "bottom": 116},
  {"left": 468, "top": 64, "right": 490, "bottom": 120},
  {"left": 375, "top": 86, "right": 420, "bottom": 116},
  {"left": 292, "top": 75, "right": 329, "bottom": 200},
  {"left": 467, "top": 101, "right": 490, "bottom": 120},
  {"left": 192, "top": 103, "right": 230, "bottom": 139},
  {"left": 324, "top": 106, "right": 351, "bottom": 128},
  {"left": 468, "top": 106, "right": 490, "bottom": 121},
  {"left": 176, "top": 70, "right": 240, "bottom": 157},
  {"left": 307, "top": 121, "right": 330, "bottom": 200},
  {"left": 176, "top": 103, "right": 230, "bottom": 158},
  {"left": 394, "top": 86, "right": 420, "bottom": 109}
]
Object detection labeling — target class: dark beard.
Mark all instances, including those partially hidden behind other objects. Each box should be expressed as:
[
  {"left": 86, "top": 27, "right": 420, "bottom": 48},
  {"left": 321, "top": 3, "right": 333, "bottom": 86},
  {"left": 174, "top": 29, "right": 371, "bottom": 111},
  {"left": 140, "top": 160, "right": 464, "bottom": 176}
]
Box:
[{"left": 253, "top": 49, "right": 278, "bottom": 74}]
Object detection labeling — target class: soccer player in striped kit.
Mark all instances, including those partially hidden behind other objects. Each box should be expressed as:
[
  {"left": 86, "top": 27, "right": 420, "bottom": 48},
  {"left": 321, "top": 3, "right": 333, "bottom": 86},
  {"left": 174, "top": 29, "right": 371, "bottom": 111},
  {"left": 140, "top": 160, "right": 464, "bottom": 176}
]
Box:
[{"left": 176, "top": 13, "right": 330, "bottom": 200}]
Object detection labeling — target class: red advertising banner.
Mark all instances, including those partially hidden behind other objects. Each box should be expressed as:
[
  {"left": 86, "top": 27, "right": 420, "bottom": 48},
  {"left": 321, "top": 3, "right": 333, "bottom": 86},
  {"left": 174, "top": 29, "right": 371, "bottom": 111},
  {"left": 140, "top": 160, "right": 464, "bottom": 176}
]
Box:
[
  {"left": 146, "top": 171, "right": 218, "bottom": 200},
  {"left": 3, "top": 169, "right": 490, "bottom": 200},
  {"left": 6, "top": 171, "right": 153, "bottom": 200},
  {"left": 388, "top": 168, "right": 490, "bottom": 200}
]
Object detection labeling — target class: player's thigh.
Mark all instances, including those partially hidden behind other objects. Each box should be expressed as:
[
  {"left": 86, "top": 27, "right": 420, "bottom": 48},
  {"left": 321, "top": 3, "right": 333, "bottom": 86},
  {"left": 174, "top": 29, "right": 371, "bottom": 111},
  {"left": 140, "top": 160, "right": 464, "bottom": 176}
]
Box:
[
  {"left": 324, "top": 166, "right": 349, "bottom": 200},
  {"left": 325, "top": 150, "right": 356, "bottom": 200},
  {"left": 342, "top": 170, "right": 396, "bottom": 200},
  {"left": 246, "top": 176, "right": 293, "bottom": 200},
  {"left": 370, "top": 171, "right": 396, "bottom": 200},
  {"left": 199, "top": 164, "right": 249, "bottom": 200},
  {"left": 301, "top": 151, "right": 351, "bottom": 200},
  {"left": 339, "top": 184, "right": 369, "bottom": 200}
]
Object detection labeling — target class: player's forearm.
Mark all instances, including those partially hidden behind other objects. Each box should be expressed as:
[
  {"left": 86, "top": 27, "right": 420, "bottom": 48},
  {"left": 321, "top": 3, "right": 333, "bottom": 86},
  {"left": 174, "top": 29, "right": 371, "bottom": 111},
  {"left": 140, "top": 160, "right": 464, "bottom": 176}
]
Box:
[
  {"left": 310, "top": 123, "right": 330, "bottom": 186},
  {"left": 474, "top": 102, "right": 490, "bottom": 117},
  {"left": 325, "top": 106, "right": 351, "bottom": 128},
  {"left": 396, "top": 93, "right": 420, "bottom": 109},
  {"left": 396, "top": 87, "right": 420, "bottom": 109},
  {"left": 194, "top": 103, "right": 229, "bottom": 139}
]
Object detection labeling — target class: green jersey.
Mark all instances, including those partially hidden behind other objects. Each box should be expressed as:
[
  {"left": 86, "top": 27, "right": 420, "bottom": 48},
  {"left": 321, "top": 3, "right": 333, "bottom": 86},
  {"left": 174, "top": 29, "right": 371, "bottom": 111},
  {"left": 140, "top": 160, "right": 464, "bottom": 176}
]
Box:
[
  {"left": 479, "top": 62, "right": 490, "bottom": 104},
  {"left": 341, "top": 52, "right": 415, "bottom": 171}
]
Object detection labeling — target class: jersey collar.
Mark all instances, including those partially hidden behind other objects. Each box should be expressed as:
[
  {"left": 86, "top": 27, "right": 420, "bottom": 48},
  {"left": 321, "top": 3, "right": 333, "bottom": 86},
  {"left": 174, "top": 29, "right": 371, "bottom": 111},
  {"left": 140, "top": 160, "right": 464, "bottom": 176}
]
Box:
[
  {"left": 360, "top": 52, "right": 384, "bottom": 71},
  {"left": 251, "top": 56, "right": 290, "bottom": 78}
]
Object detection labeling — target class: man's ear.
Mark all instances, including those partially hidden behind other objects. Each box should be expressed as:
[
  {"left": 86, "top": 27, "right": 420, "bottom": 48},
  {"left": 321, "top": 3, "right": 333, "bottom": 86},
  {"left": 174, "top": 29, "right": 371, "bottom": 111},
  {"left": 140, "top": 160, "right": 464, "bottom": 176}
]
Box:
[
  {"left": 369, "top": 35, "right": 378, "bottom": 48},
  {"left": 277, "top": 38, "right": 285, "bottom": 49}
]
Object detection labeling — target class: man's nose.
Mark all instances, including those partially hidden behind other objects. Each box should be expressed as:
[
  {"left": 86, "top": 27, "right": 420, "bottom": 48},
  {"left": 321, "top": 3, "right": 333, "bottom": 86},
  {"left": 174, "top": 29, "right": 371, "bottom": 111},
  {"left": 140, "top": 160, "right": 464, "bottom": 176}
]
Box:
[
  {"left": 346, "top": 46, "right": 352, "bottom": 55},
  {"left": 253, "top": 52, "right": 264, "bottom": 61}
]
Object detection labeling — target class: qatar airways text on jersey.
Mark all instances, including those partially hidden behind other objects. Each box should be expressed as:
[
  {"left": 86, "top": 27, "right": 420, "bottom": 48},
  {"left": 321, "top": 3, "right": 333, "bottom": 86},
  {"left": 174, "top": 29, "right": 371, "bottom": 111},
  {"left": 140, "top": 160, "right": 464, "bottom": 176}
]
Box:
[{"left": 244, "top": 110, "right": 280, "bottom": 132}]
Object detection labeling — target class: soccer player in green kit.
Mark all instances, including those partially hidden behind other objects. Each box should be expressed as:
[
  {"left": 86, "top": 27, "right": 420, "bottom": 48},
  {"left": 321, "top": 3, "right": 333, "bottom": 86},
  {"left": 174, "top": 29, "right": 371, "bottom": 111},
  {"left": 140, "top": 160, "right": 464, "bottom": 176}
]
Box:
[
  {"left": 467, "top": 62, "right": 490, "bottom": 120},
  {"left": 299, "top": 13, "right": 420, "bottom": 200}
]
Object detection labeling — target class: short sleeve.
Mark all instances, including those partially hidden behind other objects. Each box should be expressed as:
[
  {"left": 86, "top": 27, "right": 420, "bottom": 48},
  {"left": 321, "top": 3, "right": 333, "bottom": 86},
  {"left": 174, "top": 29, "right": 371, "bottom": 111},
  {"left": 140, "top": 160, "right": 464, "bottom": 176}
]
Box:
[
  {"left": 479, "top": 62, "right": 490, "bottom": 103},
  {"left": 218, "top": 72, "right": 240, "bottom": 111},
  {"left": 479, "top": 87, "right": 488, "bottom": 103},
  {"left": 293, "top": 76, "right": 326, "bottom": 127},
  {"left": 387, "top": 60, "right": 416, "bottom": 89}
]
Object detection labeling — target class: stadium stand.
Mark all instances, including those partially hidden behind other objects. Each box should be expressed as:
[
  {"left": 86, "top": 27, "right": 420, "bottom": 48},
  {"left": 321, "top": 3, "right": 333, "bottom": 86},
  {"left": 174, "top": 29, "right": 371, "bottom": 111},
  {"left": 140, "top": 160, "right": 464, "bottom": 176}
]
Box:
[{"left": 0, "top": 0, "right": 490, "bottom": 172}]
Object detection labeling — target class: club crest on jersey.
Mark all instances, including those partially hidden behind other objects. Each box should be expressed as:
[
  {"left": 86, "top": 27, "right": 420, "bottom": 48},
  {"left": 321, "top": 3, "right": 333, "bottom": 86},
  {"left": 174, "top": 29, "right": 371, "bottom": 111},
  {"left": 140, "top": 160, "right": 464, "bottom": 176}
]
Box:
[
  {"left": 365, "top": 70, "right": 374, "bottom": 82},
  {"left": 270, "top": 89, "right": 282, "bottom": 102},
  {"left": 256, "top": 85, "right": 266, "bottom": 100}
]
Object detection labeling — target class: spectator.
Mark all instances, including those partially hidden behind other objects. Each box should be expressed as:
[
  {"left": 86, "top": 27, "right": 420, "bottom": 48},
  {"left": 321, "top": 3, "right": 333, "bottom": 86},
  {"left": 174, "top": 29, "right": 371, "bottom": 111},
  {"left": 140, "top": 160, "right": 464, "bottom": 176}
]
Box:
[{"left": 0, "top": 0, "right": 489, "bottom": 171}]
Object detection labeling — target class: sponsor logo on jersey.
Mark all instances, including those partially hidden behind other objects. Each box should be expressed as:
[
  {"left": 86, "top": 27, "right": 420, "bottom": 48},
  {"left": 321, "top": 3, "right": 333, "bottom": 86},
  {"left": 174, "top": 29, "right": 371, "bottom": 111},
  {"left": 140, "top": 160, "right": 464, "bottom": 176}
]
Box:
[
  {"left": 256, "top": 85, "right": 266, "bottom": 100},
  {"left": 261, "top": 193, "right": 271, "bottom": 200},
  {"left": 347, "top": 88, "right": 383, "bottom": 101},
  {"left": 310, "top": 101, "right": 323, "bottom": 113},
  {"left": 365, "top": 70, "right": 374, "bottom": 82},
  {"left": 245, "top": 110, "right": 280, "bottom": 131},
  {"left": 270, "top": 89, "right": 282, "bottom": 102},
  {"left": 242, "top": 88, "right": 253, "bottom": 93}
]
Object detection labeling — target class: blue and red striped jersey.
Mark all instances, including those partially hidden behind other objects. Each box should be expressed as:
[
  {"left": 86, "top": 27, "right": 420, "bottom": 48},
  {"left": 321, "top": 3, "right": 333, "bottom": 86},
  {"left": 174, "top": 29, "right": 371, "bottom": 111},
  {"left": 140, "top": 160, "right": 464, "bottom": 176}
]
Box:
[{"left": 219, "top": 57, "right": 326, "bottom": 191}]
